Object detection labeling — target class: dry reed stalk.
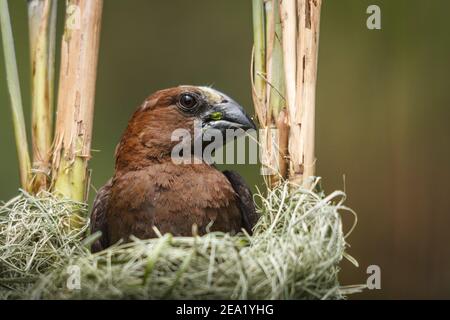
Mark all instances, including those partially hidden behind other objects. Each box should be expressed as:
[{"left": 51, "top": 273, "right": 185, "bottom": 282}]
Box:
[
  {"left": 266, "top": 1, "right": 289, "bottom": 185},
  {"left": 252, "top": 0, "right": 289, "bottom": 187},
  {"left": 0, "top": 0, "right": 32, "bottom": 191},
  {"left": 251, "top": 0, "right": 267, "bottom": 126},
  {"left": 52, "top": 0, "right": 103, "bottom": 209},
  {"left": 27, "top": 0, "right": 57, "bottom": 192},
  {"left": 290, "top": 0, "right": 322, "bottom": 187},
  {"left": 253, "top": 0, "right": 321, "bottom": 188}
]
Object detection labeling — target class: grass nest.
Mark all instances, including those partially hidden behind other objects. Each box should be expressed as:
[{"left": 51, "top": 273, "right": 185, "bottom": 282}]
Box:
[{"left": 0, "top": 179, "right": 363, "bottom": 300}]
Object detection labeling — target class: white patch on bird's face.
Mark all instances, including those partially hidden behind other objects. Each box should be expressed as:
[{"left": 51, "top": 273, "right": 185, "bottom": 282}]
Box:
[{"left": 197, "top": 86, "right": 224, "bottom": 104}]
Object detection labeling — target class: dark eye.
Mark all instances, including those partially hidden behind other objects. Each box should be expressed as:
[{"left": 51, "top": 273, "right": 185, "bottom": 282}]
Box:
[{"left": 179, "top": 93, "right": 198, "bottom": 110}]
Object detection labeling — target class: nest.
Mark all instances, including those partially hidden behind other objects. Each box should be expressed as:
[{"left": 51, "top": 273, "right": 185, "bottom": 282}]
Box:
[{"left": 0, "top": 180, "right": 363, "bottom": 300}]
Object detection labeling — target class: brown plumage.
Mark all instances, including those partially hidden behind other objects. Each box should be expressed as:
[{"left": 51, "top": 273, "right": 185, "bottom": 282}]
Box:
[{"left": 90, "top": 86, "right": 258, "bottom": 252}]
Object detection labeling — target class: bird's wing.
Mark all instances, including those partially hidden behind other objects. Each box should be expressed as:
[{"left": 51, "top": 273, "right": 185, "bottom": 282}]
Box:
[
  {"left": 90, "top": 179, "right": 113, "bottom": 252},
  {"left": 222, "top": 170, "right": 259, "bottom": 235}
]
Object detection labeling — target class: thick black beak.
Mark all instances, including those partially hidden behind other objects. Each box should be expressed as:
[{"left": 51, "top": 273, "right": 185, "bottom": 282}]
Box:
[{"left": 201, "top": 100, "right": 257, "bottom": 132}]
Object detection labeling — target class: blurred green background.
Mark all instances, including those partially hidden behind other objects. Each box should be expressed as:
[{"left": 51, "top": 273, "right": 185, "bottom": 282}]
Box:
[{"left": 1, "top": 0, "right": 450, "bottom": 299}]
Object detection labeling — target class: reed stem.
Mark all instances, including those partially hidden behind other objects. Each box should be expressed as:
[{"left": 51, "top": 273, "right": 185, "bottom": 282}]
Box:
[
  {"left": 52, "top": 0, "right": 103, "bottom": 210},
  {"left": 292, "top": 0, "right": 322, "bottom": 187},
  {"left": 0, "top": 0, "right": 32, "bottom": 191},
  {"left": 253, "top": 0, "right": 289, "bottom": 186},
  {"left": 252, "top": 0, "right": 266, "bottom": 126},
  {"left": 27, "top": 0, "right": 57, "bottom": 192},
  {"left": 253, "top": 0, "right": 322, "bottom": 188}
]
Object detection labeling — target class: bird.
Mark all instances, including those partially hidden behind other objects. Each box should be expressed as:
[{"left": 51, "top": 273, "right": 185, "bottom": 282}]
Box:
[{"left": 90, "top": 86, "right": 259, "bottom": 252}]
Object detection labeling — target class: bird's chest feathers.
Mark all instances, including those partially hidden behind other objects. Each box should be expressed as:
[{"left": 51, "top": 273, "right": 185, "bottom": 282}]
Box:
[{"left": 110, "top": 164, "right": 235, "bottom": 213}]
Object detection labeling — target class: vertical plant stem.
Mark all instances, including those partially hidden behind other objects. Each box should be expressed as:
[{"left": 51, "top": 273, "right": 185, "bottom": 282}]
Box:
[
  {"left": 27, "top": 0, "right": 42, "bottom": 57},
  {"left": 262, "top": 0, "right": 288, "bottom": 187},
  {"left": 253, "top": 0, "right": 272, "bottom": 181},
  {"left": 279, "top": 0, "right": 301, "bottom": 186},
  {"left": 47, "top": 0, "right": 57, "bottom": 117},
  {"left": 52, "top": 0, "right": 103, "bottom": 211},
  {"left": 28, "top": 0, "right": 57, "bottom": 192},
  {"left": 292, "top": 0, "right": 322, "bottom": 187},
  {"left": 253, "top": 0, "right": 289, "bottom": 187},
  {"left": 0, "top": 0, "right": 32, "bottom": 191},
  {"left": 267, "top": 0, "right": 289, "bottom": 185},
  {"left": 266, "top": 0, "right": 285, "bottom": 121},
  {"left": 279, "top": 0, "right": 297, "bottom": 121},
  {"left": 255, "top": 0, "right": 321, "bottom": 189},
  {"left": 264, "top": 0, "right": 274, "bottom": 122},
  {"left": 252, "top": 0, "right": 266, "bottom": 126},
  {"left": 252, "top": 0, "right": 289, "bottom": 187}
]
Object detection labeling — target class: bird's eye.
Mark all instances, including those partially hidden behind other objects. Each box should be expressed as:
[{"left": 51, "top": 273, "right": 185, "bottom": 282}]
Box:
[{"left": 179, "top": 93, "right": 198, "bottom": 110}]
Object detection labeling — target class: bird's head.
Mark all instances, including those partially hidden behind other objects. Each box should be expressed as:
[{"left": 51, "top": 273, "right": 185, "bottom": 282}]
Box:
[{"left": 115, "top": 86, "right": 256, "bottom": 170}]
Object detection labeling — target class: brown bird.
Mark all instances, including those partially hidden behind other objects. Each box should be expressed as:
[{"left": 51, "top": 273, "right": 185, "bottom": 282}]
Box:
[{"left": 90, "top": 86, "right": 259, "bottom": 252}]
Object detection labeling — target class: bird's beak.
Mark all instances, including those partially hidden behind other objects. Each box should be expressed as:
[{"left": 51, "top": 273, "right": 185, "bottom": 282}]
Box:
[{"left": 201, "top": 100, "right": 257, "bottom": 132}]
